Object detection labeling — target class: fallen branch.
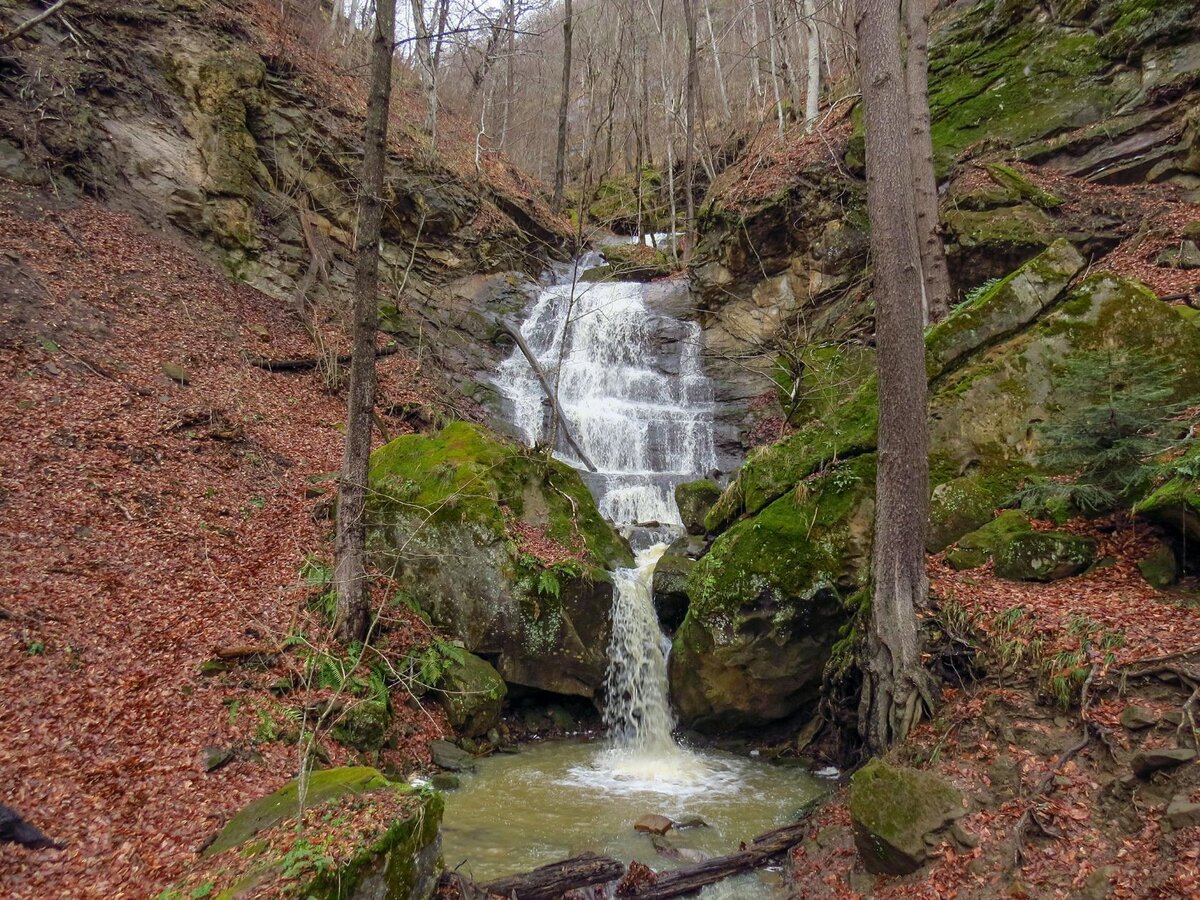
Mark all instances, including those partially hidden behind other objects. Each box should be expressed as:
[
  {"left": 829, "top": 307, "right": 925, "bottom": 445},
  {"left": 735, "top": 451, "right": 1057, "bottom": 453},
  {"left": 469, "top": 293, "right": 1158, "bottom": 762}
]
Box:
[
  {"left": 499, "top": 322, "right": 597, "bottom": 473},
  {"left": 623, "top": 821, "right": 812, "bottom": 898},
  {"left": 245, "top": 345, "right": 399, "bottom": 372},
  {"left": 439, "top": 852, "right": 624, "bottom": 899},
  {"left": 0, "top": 0, "right": 73, "bottom": 45}
]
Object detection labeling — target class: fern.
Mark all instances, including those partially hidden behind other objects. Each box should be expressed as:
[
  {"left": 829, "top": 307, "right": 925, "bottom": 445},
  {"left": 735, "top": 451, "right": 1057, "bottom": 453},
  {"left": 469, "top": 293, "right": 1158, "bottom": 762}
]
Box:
[{"left": 536, "top": 569, "right": 562, "bottom": 599}]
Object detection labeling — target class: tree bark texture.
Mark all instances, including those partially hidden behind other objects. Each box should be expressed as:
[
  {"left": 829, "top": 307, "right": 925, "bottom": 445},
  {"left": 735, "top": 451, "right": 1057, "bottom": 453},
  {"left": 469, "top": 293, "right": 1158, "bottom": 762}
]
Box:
[
  {"left": 855, "top": 0, "right": 935, "bottom": 753},
  {"left": 903, "top": 0, "right": 952, "bottom": 323},
  {"left": 682, "top": 0, "right": 699, "bottom": 253},
  {"left": 334, "top": 0, "right": 396, "bottom": 644},
  {"left": 551, "top": 0, "right": 574, "bottom": 211}
]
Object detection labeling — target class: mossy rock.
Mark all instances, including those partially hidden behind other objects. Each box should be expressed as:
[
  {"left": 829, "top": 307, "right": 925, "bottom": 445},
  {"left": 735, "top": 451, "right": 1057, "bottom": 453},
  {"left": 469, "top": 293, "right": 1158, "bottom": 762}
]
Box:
[
  {"left": 983, "top": 163, "right": 1064, "bottom": 209},
  {"left": 675, "top": 479, "right": 722, "bottom": 535},
  {"left": 190, "top": 50, "right": 271, "bottom": 199},
  {"left": 943, "top": 510, "right": 1032, "bottom": 571},
  {"left": 927, "top": 239, "right": 1084, "bottom": 379},
  {"left": 1135, "top": 441, "right": 1200, "bottom": 549},
  {"left": 671, "top": 455, "right": 875, "bottom": 731},
  {"left": 849, "top": 759, "right": 966, "bottom": 875},
  {"left": 588, "top": 168, "right": 666, "bottom": 233},
  {"left": 181, "top": 768, "right": 443, "bottom": 900},
  {"left": 1138, "top": 541, "right": 1179, "bottom": 589},
  {"left": 437, "top": 651, "right": 506, "bottom": 738},
  {"left": 368, "top": 421, "right": 632, "bottom": 698},
  {"left": 204, "top": 767, "right": 394, "bottom": 856},
  {"left": 993, "top": 530, "right": 1097, "bottom": 581},
  {"left": 597, "top": 242, "right": 672, "bottom": 281},
  {"left": 578, "top": 264, "right": 615, "bottom": 283},
  {"left": 651, "top": 534, "right": 703, "bottom": 634},
  {"left": 331, "top": 700, "right": 391, "bottom": 752},
  {"left": 927, "top": 468, "right": 1027, "bottom": 552}
]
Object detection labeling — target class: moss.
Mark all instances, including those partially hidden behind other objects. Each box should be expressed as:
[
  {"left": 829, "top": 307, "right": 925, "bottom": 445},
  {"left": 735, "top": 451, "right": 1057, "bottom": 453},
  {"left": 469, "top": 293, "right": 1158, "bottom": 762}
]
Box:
[
  {"left": 927, "top": 466, "right": 1028, "bottom": 552},
  {"left": 943, "top": 509, "right": 1031, "bottom": 570},
  {"left": 437, "top": 651, "right": 506, "bottom": 737},
  {"left": 943, "top": 205, "right": 1055, "bottom": 253},
  {"left": 588, "top": 168, "right": 666, "bottom": 232},
  {"left": 1135, "top": 442, "right": 1200, "bottom": 543},
  {"left": 193, "top": 50, "right": 270, "bottom": 198},
  {"left": 331, "top": 700, "right": 391, "bottom": 752},
  {"left": 1138, "top": 541, "right": 1179, "bottom": 588},
  {"left": 1095, "top": 0, "right": 1197, "bottom": 60},
  {"left": 597, "top": 242, "right": 672, "bottom": 281},
  {"left": 993, "top": 530, "right": 1097, "bottom": 581},
  {"left": 983, "top": 163, "right": 1064, "bottom": 209},
  {"left": 368, "top": 421, "right": 630, "bottom": 570},
  {"left": 849, "top": 758, "right": 965, "bottom": 875},
  {"left": 688, "top": 454, "right": 876, "bottom": 621},
  {"left": 675, "top": 478, "right": 722, "bottom": 534},
  {"left": 204, "top": 767, "right": 392, "bottom": 856}
]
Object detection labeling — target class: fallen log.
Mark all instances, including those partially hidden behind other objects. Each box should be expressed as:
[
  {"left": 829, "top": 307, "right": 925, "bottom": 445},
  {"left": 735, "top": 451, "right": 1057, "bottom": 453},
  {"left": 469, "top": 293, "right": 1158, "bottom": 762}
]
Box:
[
  {"left": 499, "top": 322, "right": 598, "bottom": 473},
  {"left": 622, "top": 821, "right": 812, "bottom": 898},
  {"left": 440, "top": 852, "right": 625, "bottom": 899},
  {"left": 245, "top": 345, "right": 400, "bottom": 372}
]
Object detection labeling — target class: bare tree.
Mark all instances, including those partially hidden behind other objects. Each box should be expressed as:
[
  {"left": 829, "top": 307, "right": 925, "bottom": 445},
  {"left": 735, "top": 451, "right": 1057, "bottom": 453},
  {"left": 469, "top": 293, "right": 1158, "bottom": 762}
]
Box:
[
  {"left": 904, "top": 0, "right": 951, "bottom": 323},
  {"left": 682, "top": 0, "right": 699, "bottom": 253},
  {"left": 551, "top": 0, "right": 573, "bottom": 210},
  {"left": 802, "top": 0, "right": 820, "bottom": 126},
  {"left": 854, "top": 0, "right": 936, "bottom": 753},
  {"left": 334, "top": 0, "right": 397, "bottom": 644}
]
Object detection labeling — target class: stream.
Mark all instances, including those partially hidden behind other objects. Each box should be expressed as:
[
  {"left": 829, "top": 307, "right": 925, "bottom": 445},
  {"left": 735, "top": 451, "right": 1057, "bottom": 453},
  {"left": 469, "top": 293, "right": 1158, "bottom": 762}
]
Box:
[{"left": 441, "top": 246, "right": 827, "bottom": 893}]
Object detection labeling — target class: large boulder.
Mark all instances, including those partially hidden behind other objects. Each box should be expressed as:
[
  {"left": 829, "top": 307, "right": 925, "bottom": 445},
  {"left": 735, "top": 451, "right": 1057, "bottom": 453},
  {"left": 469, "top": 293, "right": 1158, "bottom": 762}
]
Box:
[
  {"left": 178, "top": 767, "right": 443, "bottom": 899},
  {"left": 670, "top": 455, "right": 874, "bottom": 731},
  {"left": 675, "top": 479, "right": 722, "bottom": 535},
  {"left": 849, "top": 759, "right": 966, "bottom": 875},
  {"left": 651, "top": 534, "right": 704, "bottom": 634},
  {"left": 943, "top": 510, "right": 1033, "bottom": 571},
  {"left": 368, "top": 421, "right": 633, "bottom": 698},
  {"left": 1135, "top": 442, "right": 1200, "bottom": 565},
  {"left": 994, "top": 530, "right": 1097, "bottom": 582}
]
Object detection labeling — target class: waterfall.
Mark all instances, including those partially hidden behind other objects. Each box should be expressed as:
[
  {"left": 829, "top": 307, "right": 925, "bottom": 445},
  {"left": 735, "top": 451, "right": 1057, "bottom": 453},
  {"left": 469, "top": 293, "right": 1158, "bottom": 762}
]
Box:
[
  {"left": 493, "top": 261, "right": 717, "bottom": 528},
  {"left": 494, "top": 252, "right": 718, "bottom": 763}
]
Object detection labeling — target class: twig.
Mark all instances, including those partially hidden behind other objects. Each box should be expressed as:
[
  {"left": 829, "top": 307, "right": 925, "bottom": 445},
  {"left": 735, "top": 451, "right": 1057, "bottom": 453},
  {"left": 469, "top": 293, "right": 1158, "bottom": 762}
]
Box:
[{"left": 0, "top": 0, "right": 74, "bottom": 45}]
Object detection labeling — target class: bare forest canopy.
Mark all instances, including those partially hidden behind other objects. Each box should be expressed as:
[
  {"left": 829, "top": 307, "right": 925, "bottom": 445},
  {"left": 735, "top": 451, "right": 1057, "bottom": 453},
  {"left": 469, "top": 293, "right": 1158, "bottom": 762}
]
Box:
[{"left": 366, "top": 0, "right": 842, "bottom": 195}]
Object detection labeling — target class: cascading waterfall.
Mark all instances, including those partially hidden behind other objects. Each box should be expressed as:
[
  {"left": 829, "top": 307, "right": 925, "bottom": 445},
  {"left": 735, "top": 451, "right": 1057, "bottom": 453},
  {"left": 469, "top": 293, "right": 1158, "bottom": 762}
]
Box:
[{"left": 494, "top": 248, "right": 717, "bottom": 768}]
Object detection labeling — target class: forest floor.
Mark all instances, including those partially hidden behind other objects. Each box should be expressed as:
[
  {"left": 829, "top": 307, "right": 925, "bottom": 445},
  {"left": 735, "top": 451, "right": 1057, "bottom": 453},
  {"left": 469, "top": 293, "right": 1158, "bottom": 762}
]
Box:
[
  {"left": 786, "top": 518, "right": 1200, "bottom": 899},
  {"left": 0, "top": 180, "right": 453, "bottom": 898}
]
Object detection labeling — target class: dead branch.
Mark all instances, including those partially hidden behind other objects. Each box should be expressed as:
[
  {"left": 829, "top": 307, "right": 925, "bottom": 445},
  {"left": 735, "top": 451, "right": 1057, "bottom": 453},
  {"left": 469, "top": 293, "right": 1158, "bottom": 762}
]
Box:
[
  {"left": 0, "top": 0, "right": 74, "bottom": 45},
  {"left": 245, "top": 345, "right": 400, "bottom": 372}
]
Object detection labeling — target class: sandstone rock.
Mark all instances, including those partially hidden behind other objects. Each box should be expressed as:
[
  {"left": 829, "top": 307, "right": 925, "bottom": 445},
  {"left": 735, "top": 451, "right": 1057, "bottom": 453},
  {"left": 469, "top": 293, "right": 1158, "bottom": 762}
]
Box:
[
  {"left": 332, "top": 700, "right": 391, "bottom": 752},
  {"left": 634, "top": 814, "right": 673, "bottom": 835},
  {"left": 1165, "top": 795, "right": 1200, "bottom": 830},
  {"left": 675, "top": 479, "right": 722, "bottom": 535},
  {"left": 1131, "top": 747, "right": 1196, "bottom": 779},
  {"left": 849, "top": 759, "right": 966, "bottom": 875},
  {"left": 428, "top": 740, "right": 476, "bottom": 772},
  {"left": 1120, "top": 705, "right": 1160, "bottom": 731},
  {"left": 1137, "top": 541, "right": 1178, "bottom": 589},
  {"left": 651, "top": 534, "right": 703, "bottom": 634},
  {"left": 368, "top": 422, "right": 632, "bottom": 699},
  {"left": 429, "top": 773, "right": 461, "bottom": 791},
  {"left": 161, "top": 361, "right": 190, "bottom": 384},
  {"left": 437, "top": 651, "right": 506, "bottom": 738},
  {"left": 993, "top": 530, "right": 1096, "bottom": 582}
]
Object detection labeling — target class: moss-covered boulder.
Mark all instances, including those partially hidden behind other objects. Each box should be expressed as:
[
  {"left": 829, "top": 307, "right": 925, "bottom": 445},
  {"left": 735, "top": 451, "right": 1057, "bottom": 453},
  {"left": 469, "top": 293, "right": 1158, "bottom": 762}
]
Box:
[
  {"left": 598, "top": 242, "right": 672, "bottom": 281},
  {"left": 651, "top": 534, "right": 704, "bottom": 634},
  {"left": 943, "top": 510, "right": 1033, "bottom": 571},
  {"left": 175, "top": 768, "right": 442, "bottom": 899},
  {"left": 994, "top": 530, "right": 1097, "bottom": 582},
  {"left": 675, "top": 479, "right": 722, "bottom": 535},
  {"left": 437, "top": 651, "right": 506, "bottom": 738},
  {"left": 849, "top": 759, "right": 966, "bottom": 875},
  {"left": 367, "top": 421, "right": 633, "bottom": 699},
  {"left": 670, "top": 455, "right": 875, "bottom": 731},
  {"left": 927, "top": 469, "right": 1026, "bottom": 553},
  {"left": 332, "top": 700, "right": 392, "bottom": 753},
  {"left": 1135, "top": 442, "right": 1200, "bottom": 555},
  {"left": 1138, "top": 541, "right": 1179, "bottom": 589}
]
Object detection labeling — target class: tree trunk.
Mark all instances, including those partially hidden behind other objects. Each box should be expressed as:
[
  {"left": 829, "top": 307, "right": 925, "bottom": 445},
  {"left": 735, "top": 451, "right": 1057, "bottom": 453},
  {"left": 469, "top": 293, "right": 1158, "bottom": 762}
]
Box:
[
  {"left": 854, "top": 0, "right": 936, "bottom": 753},
  {"left": 551, "top": 0, "right": 574, "bottom": 211},
  {"left": 803, "top": 0, "right": 821, "bottom": 127},
  {"left": 682, "top": 0, "right": 699, "bottom": 255},
  {"left": 333, "top": 0, "right": 396, "bottom": 645},
  {"left": 765, "top": 1, "right": 786, "bottom": 137},
  {"left": 903, "top": 0, "right": 951, "bottom": 323},
  {"left": 705, "top": 1, "right": 731, "bottom": 121},
  {"left": 408, "top": 0, "right": 437, "bottom": 142}
]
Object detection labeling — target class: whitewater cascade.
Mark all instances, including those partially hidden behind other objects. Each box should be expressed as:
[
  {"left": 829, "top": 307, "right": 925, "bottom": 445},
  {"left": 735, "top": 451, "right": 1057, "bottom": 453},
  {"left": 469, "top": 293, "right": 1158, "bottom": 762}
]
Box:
[{"left": 494, "top": 250, "right": 718, "bottom": 760}]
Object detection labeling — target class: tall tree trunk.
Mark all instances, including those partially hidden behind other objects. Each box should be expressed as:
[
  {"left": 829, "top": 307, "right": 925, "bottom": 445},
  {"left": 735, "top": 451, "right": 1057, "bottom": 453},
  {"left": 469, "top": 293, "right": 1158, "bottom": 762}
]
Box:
[
  {"left": 705, "top": 1, "right": 731, "bottom": 121},
  {"left": 803, "top": 0, "right": 820, "bottom": 127},
  {"left": 903, "top": 0, "right": 951, "bottom": 323},
  {"left": 551, "top": 0, "right": 574, "bottom": 211},
  {"left": 682, "top": 0, "right": 699, "bottom": 255},
  {"left": 334, "top": 0, "right": 396, "bottom": 644},
  {"left": 854, "top": 0, "right": 936, "bottom": 753},
  {"left": 765, "top": 1, "right": 786, "bottom": 137},
  {"left": 408, "top": 0, "right": 437, "bottom": 141},
  {"left": 500, "top": 0, "right": 515, "bottom": 148}
]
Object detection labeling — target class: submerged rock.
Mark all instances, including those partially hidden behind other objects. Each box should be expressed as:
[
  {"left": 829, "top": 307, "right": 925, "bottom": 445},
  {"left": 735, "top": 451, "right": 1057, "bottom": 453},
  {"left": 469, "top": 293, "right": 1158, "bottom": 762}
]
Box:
[
  {"left": 849, "top": 759, "right": 966, "bottom": 875},
  {"left": 634, "top": 814, "right": 673, "bottom": 835}
]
